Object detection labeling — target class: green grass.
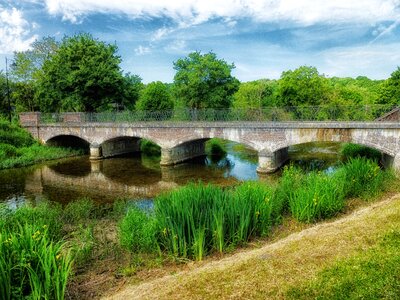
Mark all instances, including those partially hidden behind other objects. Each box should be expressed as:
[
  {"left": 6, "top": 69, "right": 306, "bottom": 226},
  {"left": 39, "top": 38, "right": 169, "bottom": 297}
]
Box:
[
  {"left": 0, "top": 119, "right": 83, "bottom": 170},
  {"left": 287, "top": 229, "right": 400, "bottom": 299}
]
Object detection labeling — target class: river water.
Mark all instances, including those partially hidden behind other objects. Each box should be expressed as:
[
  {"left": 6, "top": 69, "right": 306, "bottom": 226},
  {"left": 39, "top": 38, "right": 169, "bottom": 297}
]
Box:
[{"left": 0, "top": 142, "right": 342, "bottom": 206}]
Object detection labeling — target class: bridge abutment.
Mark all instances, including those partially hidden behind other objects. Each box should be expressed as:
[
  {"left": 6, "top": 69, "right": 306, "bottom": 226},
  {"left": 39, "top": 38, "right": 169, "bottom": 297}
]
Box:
[
  {"left": 160, "top": 140, "right": 207, "bottom": 166},
  {"left": 257, "top": 147, "right": 289, "bottom": 174}
]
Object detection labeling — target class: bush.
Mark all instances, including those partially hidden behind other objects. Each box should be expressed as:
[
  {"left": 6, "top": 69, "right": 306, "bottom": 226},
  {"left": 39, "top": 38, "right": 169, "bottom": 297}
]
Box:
[
  {"left": 206, "top": 139, "right": 227, "bottom": 157},
  {"left": 0, "top": 143, "right": 19, "bottom": 160},
  {"left": 140, "top": 139, "right": 161, "bottom": 156},
  {"left": 340, "top": 143, "right": 381, "bottom": 162},
  {"left": 0, "top": 120, "right": 35, "bottom": 147}
]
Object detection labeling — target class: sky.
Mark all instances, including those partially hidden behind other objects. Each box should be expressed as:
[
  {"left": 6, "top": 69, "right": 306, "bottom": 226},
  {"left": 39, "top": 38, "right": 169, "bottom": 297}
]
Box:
[{"left": 0, "top": 0, "right": 400, "bottom": 83}]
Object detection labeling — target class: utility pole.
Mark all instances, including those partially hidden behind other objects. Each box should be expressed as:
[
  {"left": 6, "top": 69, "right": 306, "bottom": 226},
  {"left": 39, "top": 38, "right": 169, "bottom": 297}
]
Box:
[{"left": 5, "top": 57, "right": 11, "bottom": 122}]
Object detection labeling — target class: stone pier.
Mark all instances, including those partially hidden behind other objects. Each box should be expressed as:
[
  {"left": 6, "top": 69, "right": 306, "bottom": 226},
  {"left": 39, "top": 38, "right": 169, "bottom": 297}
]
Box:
[
  {"left": 257, "top": 147, "right": 289, "bottom": 174},
  {"left": 160, "top": 140, "right": 207, "bottom": 166}
]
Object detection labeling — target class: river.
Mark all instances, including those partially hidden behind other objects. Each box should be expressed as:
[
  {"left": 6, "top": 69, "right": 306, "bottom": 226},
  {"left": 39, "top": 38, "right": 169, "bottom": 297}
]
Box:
[{"left": 0, "top": 142, "right": 343, "bottom": 206}]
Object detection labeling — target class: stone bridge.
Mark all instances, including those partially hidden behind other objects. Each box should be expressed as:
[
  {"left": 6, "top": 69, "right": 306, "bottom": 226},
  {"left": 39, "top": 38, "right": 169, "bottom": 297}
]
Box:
[{"left": 20, "top": 112, "right": 400, "bottom": 173}]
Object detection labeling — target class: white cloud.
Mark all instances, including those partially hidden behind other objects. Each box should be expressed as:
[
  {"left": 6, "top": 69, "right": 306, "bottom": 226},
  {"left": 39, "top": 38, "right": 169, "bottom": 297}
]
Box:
[
  {"left": 0, "top": 7, "right": 38, "bottom": 53},
  {"left": 320, "top": 43, "right": 400, "bottom": 79},
  {"left": 164, "top": 40, "right": 188, "bottom": 54},
  {"left": 43, "top": 0, "right": 400, "bottom": 25},
  {"left": 134, "top": 45, "right": 151, "bottom": 55}
]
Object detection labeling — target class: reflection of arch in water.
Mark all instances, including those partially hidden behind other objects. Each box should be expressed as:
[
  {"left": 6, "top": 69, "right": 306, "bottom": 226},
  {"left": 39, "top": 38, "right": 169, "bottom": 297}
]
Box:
[
  {"left": 46, "top": 134, "right": 90, "bottom": 153},
  {"left": 100, "top": 158, "right": 162, "bottom": 185},
  {"left": 48, "top": 156, "right": 91, "bottom": 177}
]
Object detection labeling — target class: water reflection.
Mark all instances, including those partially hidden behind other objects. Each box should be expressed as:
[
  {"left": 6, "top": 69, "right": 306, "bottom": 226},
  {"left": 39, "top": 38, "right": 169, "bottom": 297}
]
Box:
[{"left": 0, "top": 141, "right": 345, "bottom": 205}]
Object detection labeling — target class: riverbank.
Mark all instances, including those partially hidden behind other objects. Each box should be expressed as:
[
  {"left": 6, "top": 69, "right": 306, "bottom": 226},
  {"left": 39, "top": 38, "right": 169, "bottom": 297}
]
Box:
[
  {"left": 0, "top": 120, "right": 83, "bottom": 170},
  {"left": 104, "top": 191, "right": 400, "bottom": 300}
]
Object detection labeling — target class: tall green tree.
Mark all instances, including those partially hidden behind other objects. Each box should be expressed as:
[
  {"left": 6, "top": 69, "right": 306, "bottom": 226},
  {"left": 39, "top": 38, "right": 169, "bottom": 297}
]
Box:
[
  {"left": 276, "top": 66, "right": 331, "bottom": 107},
  {"left": 173, "top": 51, "right": 239, "bottom": 109},
  {"left": 136, "top": 81, "right": 173, "bottom": 111},
  {"left": 233, "top": 79, "right": 278, "bottom": 109},
  {"left": 36, "top": 33, "right": 138, "bottom": 112},
  {"left": 378, "top": 67, "right": 400, "bottom": 106},
  {"left": 11, "top": 37, "right": 59, "bottom": 112}
]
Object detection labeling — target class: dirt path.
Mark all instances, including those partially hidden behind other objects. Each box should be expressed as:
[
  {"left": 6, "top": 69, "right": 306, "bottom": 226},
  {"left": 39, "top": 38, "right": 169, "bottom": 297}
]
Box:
[{"left": 103, "top": 194, "right": 400, "bottom": 300}]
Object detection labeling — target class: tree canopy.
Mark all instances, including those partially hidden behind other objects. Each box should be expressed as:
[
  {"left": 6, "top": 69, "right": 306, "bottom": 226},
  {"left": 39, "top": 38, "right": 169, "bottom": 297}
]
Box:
[
  {"left": 35, "top": 33, "right": 138, "bottom": 112},
  {"left": 173, "top": 51, "right": 240, "bottom": 109},
  {"left": 136, "top": 81, "right": 174, "bottom": 111},
  {"left": 378, "top": 67, "right": 400, "bottom": 106},
  {"left": 276, "top": 66, "right": 331, "bottom": 107}
]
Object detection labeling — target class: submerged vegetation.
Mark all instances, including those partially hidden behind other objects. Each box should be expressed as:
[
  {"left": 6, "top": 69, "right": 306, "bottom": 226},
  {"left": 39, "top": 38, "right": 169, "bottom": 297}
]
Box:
[{"left": 0, "top": 119, "right": 83, "bottom": 170}]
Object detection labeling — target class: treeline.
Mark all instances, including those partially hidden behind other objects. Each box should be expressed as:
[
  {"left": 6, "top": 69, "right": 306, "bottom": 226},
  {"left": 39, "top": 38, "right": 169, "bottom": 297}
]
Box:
[{"left": 0, "top": 33, "right": 399, "bottom": 117}]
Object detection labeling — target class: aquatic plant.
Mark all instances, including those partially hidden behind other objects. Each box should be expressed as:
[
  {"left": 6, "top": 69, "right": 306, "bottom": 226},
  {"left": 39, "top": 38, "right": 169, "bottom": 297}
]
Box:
[
  {"left": 206, "top": 138, "right": 227, "bottom": 157},
  {"left": 0, "top": 223, "right": 72, "bottom": 300},
  {"left": 340, "top": 143, "right": 381, "bottom": 162}
]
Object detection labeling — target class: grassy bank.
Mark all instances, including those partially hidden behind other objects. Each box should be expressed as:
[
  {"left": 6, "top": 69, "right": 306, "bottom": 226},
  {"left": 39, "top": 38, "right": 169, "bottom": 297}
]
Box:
[
  {"left": 107, "top": 193, "right": 400, "bottom": 300},
  {"left": 0, "top": 119, "right": 83, "bottom": 169},
  {"left": 119, "top": 158, "right": 395, "bottom": 261},
  {"left": 1, "top": 157, "right": 396, "bottom": 299}
]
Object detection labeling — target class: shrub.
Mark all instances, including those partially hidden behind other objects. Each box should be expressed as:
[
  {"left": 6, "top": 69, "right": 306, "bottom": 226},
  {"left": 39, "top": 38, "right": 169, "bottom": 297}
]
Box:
[
  {"left": 140, "top": 139, "right": 161, "bottom": 156},
  {"left": 0, "top": 143, "right": 18, "bottom": 160},
  {"left": 340, "top": 143, "right": 381, "bottom": 162}
]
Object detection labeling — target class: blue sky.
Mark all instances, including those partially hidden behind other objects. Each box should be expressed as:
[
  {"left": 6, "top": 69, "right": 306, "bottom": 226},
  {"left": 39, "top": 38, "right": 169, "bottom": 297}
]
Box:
[{"left": 1, "top": 0, "right": 400, "bottom": 83}]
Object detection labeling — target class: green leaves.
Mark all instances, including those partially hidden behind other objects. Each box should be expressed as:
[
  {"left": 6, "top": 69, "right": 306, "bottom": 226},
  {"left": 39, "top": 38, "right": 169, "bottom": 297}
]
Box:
[{"left": 173, "top": 51, "right": 239, "bottom": 109}]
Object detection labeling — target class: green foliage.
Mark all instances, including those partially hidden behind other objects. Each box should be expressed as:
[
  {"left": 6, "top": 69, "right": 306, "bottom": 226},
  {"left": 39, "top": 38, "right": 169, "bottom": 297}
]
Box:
[
  {"left": 233, "top": 79, "right": 278, "bottom": 108},
  {"left": 378, "top": 66, "right": 400, "bottom": 106},
  {"left": 276, "top": 66, "right": 331, "bottom": 107},
  {"left": 36, "top": 33, "right": 137, "bottom": 112},
  {"left": 136, "top": 81, "right": 174, "bottom": 111},
  {"left": 340, "top": 143, "right": 382, "bottom": 162},
  {"left": 0, "top": 119, "right": 35, "bottom": 147},
  {"left": 288, "top": 171, "right": 346, "bottom": 223},
  {"left": 341, "top": 158, "right": 386, "bottom": 199},
  {"left": 119, "top": 206, "right": 157, "bottom": 253},
  {"left": 206, "top": 138, "right": 227, "bottom": 157},
  {"left": 154, "top": 182, "right": 277, "bottom": 260},
  {"left": 140, "top": 139, "right": 161, "bottom": 156},
  {"left": 0, "top": 223, "right": 72, "bottom": 300},
  {"left": 287, "top": 230, "right": 400, "bottom": 299},
  {"left": 173, "top": 51, "right": 240, "bottom": 109}
]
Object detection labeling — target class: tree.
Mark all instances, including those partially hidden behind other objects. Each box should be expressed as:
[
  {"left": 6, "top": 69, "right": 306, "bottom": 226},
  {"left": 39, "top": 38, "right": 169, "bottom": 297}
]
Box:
[
  {"left": 36, "top": 33, "right": 136, "bottom": 112},
  {"left": 136, "top": 81, "right": 173, "bottom": 111},
  {"left": 378, "top": 67, "right": 400, "bottom": 106},
  {"left": 120, "top": 73, "right": 143, "bottom": 111},
  {"left": 276, "top": 66, "right": 331, "bottom": 107},
  {"left": 233, "top": 79, "right": 278, "bottom": 109},
  {"left": 173, "top": 51, "right": 239, "bottom": 109},
  {"left": 11, "top": 37, "right": 59, "bottom": 112}
]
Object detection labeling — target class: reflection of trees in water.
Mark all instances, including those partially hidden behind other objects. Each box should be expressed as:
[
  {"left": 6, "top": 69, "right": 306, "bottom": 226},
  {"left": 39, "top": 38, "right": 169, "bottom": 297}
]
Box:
[
  {"left": 101, "top": 157, "right": 161, "bottom": 185},
  {"left": 48, "top": 157, "right": 91, "bottom": 177}
]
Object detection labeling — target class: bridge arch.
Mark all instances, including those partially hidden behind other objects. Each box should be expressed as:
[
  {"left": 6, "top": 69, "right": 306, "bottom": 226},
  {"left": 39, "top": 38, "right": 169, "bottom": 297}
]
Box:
[{"left": 46, "top": 134, "right": 90, "bottom": 153}]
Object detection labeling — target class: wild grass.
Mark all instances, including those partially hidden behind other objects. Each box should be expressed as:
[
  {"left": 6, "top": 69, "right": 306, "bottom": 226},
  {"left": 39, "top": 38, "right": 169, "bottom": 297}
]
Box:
[
  {"left": 119, "top": 182, "right": 280, "bottom": 260},
  {"left": 288, "top": 171, "right": 346, "bottom": 223},
  {"left": 0, "top": 222, "right": 72, "bottom": 300},
  {"left": 287, "top": 229, "right": 400, "bottom": 299}
]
